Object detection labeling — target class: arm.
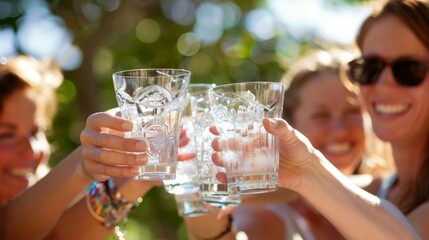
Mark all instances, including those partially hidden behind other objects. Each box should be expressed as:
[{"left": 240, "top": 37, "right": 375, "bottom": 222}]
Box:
[
  {"left": 263, "top": 118, "right": 420, "bottom": 240},
  {"left": 3, "top": 112, "right": 149, "bottom": 239},
  {"left": 184, "top": 205, "right": 285, "bottom": 240},
  {"left": 184, "top": 209, "right": 235, "bottom": 240},
  {"left": 46, "top": 178, "right": 157, "bottom": 240},
  {"left": 4, "top": 148, "right": 91, "bottom": 240}
]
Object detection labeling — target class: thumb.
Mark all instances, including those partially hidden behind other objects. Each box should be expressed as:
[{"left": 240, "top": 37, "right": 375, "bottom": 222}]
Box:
[
  {"left": 262, "top": 117, "right": 293, "bottom": 139},
  {"left": 262, "top": 117, "right": 315, "bottom": 152}
]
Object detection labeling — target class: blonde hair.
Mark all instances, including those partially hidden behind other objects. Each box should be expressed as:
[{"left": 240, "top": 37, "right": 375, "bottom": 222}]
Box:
[{"left": 0, "top": 55, "right": 63, "bottom": 130}]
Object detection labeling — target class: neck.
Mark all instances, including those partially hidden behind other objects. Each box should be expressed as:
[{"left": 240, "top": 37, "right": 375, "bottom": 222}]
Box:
[{"left": 391, "top": 139, "right": 427, "bottom": 186}]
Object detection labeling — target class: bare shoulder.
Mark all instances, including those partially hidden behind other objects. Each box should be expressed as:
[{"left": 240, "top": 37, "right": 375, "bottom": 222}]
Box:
[{"left": 407, "top": 201, "right": 429, "bottom": 239}]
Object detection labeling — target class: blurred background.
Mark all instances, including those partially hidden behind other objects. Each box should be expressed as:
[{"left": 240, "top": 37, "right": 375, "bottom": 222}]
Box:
[{"left": 0, "top": 0, "right": 369, "bottom": 239}]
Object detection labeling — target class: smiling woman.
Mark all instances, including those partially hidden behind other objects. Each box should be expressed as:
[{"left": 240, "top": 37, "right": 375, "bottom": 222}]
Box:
[
  {"left": 0, "top": 56, "right": 156, "bottom": 240},
  {"left": 0, "top": 56, "right": 61, "bottom": 204}
]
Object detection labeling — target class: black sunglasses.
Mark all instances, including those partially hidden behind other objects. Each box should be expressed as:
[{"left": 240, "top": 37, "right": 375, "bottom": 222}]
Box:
[{"left": 347, "top": 57, "right": 429, "bottom": 87}]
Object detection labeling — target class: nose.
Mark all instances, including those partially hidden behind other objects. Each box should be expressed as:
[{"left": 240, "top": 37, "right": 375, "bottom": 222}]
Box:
[
  {"left": 376, "top": 64, "right": 397, "bottom": 87},
  {"left": 17, "top": 136, "right": 42, "bottom": 162},
  {"left": 329, "top": 117, "right": 348, "bottom": 137}
]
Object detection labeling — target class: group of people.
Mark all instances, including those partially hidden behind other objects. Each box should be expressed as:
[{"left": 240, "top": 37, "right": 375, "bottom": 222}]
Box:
[{"left": 1, "top": 0, "right": 429, "bottom": 239}]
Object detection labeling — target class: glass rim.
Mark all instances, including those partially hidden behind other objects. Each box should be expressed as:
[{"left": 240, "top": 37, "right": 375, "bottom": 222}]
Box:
[
  {"left": 208, "top": 82, "right": 285, "bottom": 98},
  {"left": 112, "top": 68, "right": 191, "bottom": 78},
  {"left": 209, "top": 81, "right": 284, "bottom": 91}
]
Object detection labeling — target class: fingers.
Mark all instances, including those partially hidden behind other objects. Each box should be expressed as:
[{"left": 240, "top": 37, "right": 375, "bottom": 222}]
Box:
[
  {"left": 81, "top": 128, "right": 149, "bottom": 152},
  {"left": 104, "top": 107, "right": 121, "bottom": 117},
  {"left": 82, "top": 147, "right": 147, "bottom": 166},
  {"left": 81, "top": 144, "right": 147, "bottom": 180},
  {"left": 212, "top": 151, "right": 224, "bottom": 167},
  {"left": 179, "top": 127, "right": 190, "bottom": 148},
  {"left": 216, "top": 172, "right": 227, "bottom": 183},
  {"left": 86, "top": 112, "right": 133, "bottom": 132},
  {"left": 211, "top": 137, "right": 222, "bottom": 152},
  {"left": 262, "top": 118, "right": 291, "bottom": 138},
  {"left": 80, "top": 112, "right": 149, "bottom": 180},
  {"left": 209, "top": 125, "right": 220, "bottom": 135},
  {"left": 178, "top": 152, "right": 196, "bottom": 161},
  {"left": 83, "top": 158, "right": 142, "bottom": 180},
  {"left": 263, "top": 117, "right": 314, "bottom": 150}
]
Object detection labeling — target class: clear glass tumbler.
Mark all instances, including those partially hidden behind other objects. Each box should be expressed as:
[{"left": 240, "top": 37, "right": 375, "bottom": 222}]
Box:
[
  {"left": 112, "top": 68, "right": 190, "bottom": 180},
  {"left": 208, "top": 81, "right": 285, "bottom": 194},
  {"left": 190, "top": 83, "right": 241, "bottom": 206}
]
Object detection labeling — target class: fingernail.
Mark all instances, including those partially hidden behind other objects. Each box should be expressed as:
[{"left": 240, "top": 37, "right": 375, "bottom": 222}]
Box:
[
  {"left": 269, "top": 118, "right": 278, "bottom": 128},
  {"left": 135, "top": 141, "right": 147, "bottom": 151},
  {"left": 122, "top": 121, "right": 133, "bottom": 130}
]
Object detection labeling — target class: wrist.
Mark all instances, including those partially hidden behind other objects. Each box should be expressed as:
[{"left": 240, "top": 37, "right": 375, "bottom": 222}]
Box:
[
  {"left": 117, "top": 179, "right": 155, "bottom": 202},
  {"left": 282, "top": 149, "right": 327, "bottom": 194},
  {"left": 72, "top": 147, "right": 95, "bottom": 185},
  {"left": 209, "top": 214, "right": 233, "bottom": 240},
  {"left": 297, "top": 150, "right": 346, "bottom": 199},
  {"left": 86, "top": 178, "right": 142, "bottom": 228},
  {"left": 187, "top": 213, "right": 233, "bottom": 240}
]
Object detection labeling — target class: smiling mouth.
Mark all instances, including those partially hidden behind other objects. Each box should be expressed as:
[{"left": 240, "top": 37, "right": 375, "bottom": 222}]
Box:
[
  {"left": 374, "top": 103, "right": 409, "bottom": 115},
  {"left": 8, "top": 168, "right": 34, "bottom": 177},
  {"left": 324, "top": 143, "right": 351, "bottom": 154}
]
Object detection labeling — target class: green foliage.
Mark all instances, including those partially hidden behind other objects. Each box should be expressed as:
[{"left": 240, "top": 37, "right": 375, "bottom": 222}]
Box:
[{"left": 0, "top": 0, "right": 366, "bottom": 238}]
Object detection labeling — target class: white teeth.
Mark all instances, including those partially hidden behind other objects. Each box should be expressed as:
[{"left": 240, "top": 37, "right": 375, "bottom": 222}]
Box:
[
  {"left": 375, "top": 104, "right": 408, "bottom": 115},
  {"left": 9, "top": 168, "right": 33, "bottom": 177},
  {"left": 325, "top": 143, "right": 351, "bottom": 153}
]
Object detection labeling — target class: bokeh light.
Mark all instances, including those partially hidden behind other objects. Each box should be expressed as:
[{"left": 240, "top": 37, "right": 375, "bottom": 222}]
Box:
[
  {"left": 221, "top": 2, "right": 241, "bottom": 29},
  {"left": 136, "top": 19, "right": 161, "bottom": 43},
  {"left": 0, "top": 28, "right": 16, "bottom": 57},
  {"left": 93, "top": 48, "right": 114, "bottom": 77},
  {"left": 221, "top": 35, "right": 248, "bottom": 59},
  {"left": 188, "top": 52, "right": 212, "bottom": 76},
  {"left": 245, "top": 9, "right": 277, "bottom": 41},
  {"left": 177, "top": 32, "right": 201, "bottom": 56},
  {"left": 194, "top": 2, "right": 224, "bottom": 45},
  {"left": 161, "top": 0, "right": 195, "bottom": 26},
  {"left": 17, "top": 15, "right": 71, "bottom": 58}
]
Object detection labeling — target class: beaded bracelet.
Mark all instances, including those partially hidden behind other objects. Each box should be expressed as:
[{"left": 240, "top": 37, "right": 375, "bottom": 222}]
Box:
[{"left": 86, "top": 178, "right": 142, "bottom": 228}]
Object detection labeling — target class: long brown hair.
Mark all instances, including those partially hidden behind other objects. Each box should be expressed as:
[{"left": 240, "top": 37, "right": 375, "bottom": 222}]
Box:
[{"left": 355, "top": 0, "right": 429, "bottom": 214}]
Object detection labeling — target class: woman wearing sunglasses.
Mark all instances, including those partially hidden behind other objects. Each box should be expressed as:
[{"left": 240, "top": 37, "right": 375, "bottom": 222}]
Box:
[
  {"left": 344, "top": 0, "right": 429, "bottom": 231},
  {"left": 208, "top": 0, "right": 429, "bottom": 238},
  {"left": 277, "top": 0, "right": 428, "bottom": 238}
]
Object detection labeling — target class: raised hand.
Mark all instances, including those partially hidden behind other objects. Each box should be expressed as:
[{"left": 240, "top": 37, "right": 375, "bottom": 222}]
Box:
[
  {"left": 210, "top": 117, "right": 318, "bottom": 190},
  {"left": 260, "top": 118, "right": 318, "bottom": 190},
  {"left": 79, "top": 111, "right": 149, "bottom": 181}
]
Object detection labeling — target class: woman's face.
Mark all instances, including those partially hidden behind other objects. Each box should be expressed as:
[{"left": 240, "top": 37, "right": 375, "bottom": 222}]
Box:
[
  {"left": 293, "top": 72, "right": 365, "bottom": 175},
  {"left": 0, "top": 88, "right": 49, "bottom": 202},
  {"left": 359, "top": 15, "right": 429, "bottom": 145}
]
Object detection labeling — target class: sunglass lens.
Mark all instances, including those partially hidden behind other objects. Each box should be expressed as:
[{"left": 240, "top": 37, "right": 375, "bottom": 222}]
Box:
[
  {"left": 348, "top": 58, "right": 383, "bottom": 85},
  {"left": 393, "top": 60, "right": 428, "bottom": 86},
  {"left": 347, "top": 59, "right": 363, "bottom": 83}
]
